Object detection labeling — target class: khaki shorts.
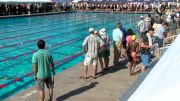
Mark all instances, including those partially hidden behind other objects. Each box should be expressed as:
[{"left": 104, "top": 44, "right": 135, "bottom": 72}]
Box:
[
  {"left": 36, "top": 77, "right": 54, "bottom": 91},
  {"left": 84, "top": 55, "right": 98, "bottom": 66}
]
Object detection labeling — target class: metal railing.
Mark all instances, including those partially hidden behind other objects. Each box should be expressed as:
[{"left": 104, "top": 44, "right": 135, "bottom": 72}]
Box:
[{"left": 160, "top": 35, "right": 178, "bottom": 56}]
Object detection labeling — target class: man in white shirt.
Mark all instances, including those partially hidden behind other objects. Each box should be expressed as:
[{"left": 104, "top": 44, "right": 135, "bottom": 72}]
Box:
[
  {"left": 138, "top": 15, "right": 146, "bottom": 39},
  {"left": 112, "top": 22, "right": 123, "bottom": 65},
  {"left": 82, "top": 28, "right": 104, "bottom": 79}
]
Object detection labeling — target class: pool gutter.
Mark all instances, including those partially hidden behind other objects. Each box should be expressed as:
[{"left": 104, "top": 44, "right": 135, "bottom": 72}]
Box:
[{"left": 0, "top": 11, "right": 76, "bottom": 19}]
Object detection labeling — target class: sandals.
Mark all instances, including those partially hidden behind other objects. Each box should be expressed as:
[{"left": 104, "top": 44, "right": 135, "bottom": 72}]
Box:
[
  {"left": 93, "top": 77, "right": 97, "bottom": 79},
  {"left": 80, "top": 76, "right": 87, "bottom": 79},
  {"left": 103, "top": 68, "right": 109, "bottom": 71},
  {"left": 80, "top": 76, "right": 97, "bottom": 79}
]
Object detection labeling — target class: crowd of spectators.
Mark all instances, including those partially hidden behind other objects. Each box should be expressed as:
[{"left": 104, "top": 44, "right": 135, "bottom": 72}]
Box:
[
  {"left": 74, "top": 2, "right": 179, "bottom": 13},
  {"left": 0, "top": 1, "right": 179, "bottom": 16},
  {"left": 0, "top": 3, "right": 72, "bottom": 16}
]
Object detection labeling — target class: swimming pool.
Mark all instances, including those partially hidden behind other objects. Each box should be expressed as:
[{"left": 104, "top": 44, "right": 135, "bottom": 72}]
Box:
[{"left": 0, "top": 12, "right": 144, "bottom": 99}]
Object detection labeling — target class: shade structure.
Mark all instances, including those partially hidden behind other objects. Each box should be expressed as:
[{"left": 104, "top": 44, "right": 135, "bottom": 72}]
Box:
[
  {"left": 127, "top": 34, "right": 180, "bottom": 101},
  {"left": 76, "top": 0, "right": 173, "bottom": 2},
  {"left": 0, "top": 0, "right": 71, "bottom": 2}
]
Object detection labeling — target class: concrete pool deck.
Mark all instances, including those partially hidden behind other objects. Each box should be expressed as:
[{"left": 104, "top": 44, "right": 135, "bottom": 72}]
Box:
[{"left": 6, "top": 48, "right": 140, "bottom": 101}]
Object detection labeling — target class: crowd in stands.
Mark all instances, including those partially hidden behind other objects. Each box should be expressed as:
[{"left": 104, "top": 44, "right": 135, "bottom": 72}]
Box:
[
  {"left": 0, "top": 1, "right": 179, "bottom": 16},
  {"left": 74, "top": 2, "right": 179, "bottom": 13},
  {"left": 0, "top": 3, "right": 72, "bottom": 16}
]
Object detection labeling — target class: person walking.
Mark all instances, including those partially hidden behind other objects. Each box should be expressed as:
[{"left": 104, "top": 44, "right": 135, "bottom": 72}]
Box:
[
  {"left": 32, "top": 40, "right": 55, "bottom": 101},
  {"left": 112, "top": 22, "right": 123, "bottom": 65},
  {"left": 82, "top": 28, "right": 104, "bottom": 79}
]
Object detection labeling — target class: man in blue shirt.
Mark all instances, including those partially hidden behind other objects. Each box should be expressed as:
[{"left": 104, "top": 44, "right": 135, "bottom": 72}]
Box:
[{"left": 154, "top": 22, "right": 168, "bottom": 56}]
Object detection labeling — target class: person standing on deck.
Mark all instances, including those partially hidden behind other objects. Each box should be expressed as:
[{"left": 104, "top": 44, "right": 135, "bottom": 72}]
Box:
[
  {"left": 98, "top": 28, "right": 111, "bottom": 70},
  {"left": 112, "top": 22, "right": 123, "bottom": 65},
  {"left": 32, "top": 40, "right": 55, "bottom": 101},
  {"left": 137, "top": 15, "right": 146, "bottom": 39},
  {"left": 82, "top": 28, "right": 104, "bottom": 79},
  {"left": 140, "top": 28, "right": 154, "bottom": 73}
]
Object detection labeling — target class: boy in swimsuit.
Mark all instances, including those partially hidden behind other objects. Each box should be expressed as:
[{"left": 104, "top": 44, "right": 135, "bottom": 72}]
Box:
[{"left": 127, "top": 35, "right": 139, "bottom": 76}]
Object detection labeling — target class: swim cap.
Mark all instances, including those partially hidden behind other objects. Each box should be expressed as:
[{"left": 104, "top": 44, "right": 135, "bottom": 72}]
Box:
[
  {"left": 132, "top": 35, "right": 136, "bottom": 41},
  {"left": 126, "top": 35, "right": 132, "bottom": 43}
]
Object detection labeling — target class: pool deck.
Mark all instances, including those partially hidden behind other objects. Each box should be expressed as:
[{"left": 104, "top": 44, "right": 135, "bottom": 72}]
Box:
[{"left": 5, "top": 48, "right": 140, "bottom": 101}]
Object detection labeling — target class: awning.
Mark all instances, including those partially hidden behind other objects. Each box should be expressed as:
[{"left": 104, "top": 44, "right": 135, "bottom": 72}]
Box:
[{"left": 0, "top": 0, "right": 71, "bottom": 2}]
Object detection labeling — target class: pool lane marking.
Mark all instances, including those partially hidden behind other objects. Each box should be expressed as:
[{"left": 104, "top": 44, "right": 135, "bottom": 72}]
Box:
[
  {"left": 0, "top": 13, "right": 108, "bottom": 43},
  {"left": 0, "top": 13, "right": 85, "bottom": 31},
  {"left": 0, "top": 14, "right": 108, "bottom": 40},
  {"left": 0, "top": 20, "right": 139, "bottom": 62},
  {"left": 0, "top": 13, "right": 102, "bottom": 36},
  {"left": 0, "top": 36, "right": 84, "bottom": 62},
  {"left": 0, "top": 16, "right": 113, "bottom": 49},
  {"left": 0, "top": 13, "right": 136, "bottom": 40},
  {"left": 0, "top": 51, "right": 83, "bottom": 89},
  {"left": 0, "top": 21, "right": 139, "bottom": 89},
  {"left": 0, "top": 21, "right": 120, "bottom": 62}
]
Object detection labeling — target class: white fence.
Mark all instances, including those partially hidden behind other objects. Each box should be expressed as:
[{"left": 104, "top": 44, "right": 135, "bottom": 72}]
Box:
[{"left": 160, "top": 35, "right": 178, "bottom": 56}]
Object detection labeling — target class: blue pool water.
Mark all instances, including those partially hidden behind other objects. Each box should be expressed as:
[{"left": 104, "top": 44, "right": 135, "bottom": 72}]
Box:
[{"left": 0, "top": 12, "right": 145, "bottom": 99}]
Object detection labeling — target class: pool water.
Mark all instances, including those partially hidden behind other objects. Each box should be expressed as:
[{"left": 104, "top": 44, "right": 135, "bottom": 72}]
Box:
[{"left": 0, "top": 12, "right": 144, "bottom": 99}]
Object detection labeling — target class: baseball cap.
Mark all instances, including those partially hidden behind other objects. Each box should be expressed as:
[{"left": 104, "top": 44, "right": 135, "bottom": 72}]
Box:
[
  {"left": 99, "top": 28, "right": 106, "bottom": 35},
  {"left": 89, "top": 28, "right": 94, "bottom": 32},
  {"left": 140, "top": 15, "right": 144, "bottom": 19}
]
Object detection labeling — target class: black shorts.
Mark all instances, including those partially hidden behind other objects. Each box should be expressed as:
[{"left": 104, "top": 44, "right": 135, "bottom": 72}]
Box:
[
  {"left": 155, "top": 37, "right": 163, "bottom": 48},
  {"left": 99, "top": 49, "right": 110, "bottom": 58},
  {"left": 36, "top": 77, "right": 54, "bottom": 91},
  {"left": 128, "top": 54, "right": 133, "bottom": 62}
]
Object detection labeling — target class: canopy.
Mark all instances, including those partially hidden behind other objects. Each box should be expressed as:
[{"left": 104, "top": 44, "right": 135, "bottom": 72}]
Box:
[
  {"left": 72, "top": 0, "right": 173, "bottom": 2},
  {"left": 127, "top": 34, "right": 180, "bottom": 101},
  {"left": 0, "top": 0, "right": 71, "bottom": 2}
]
